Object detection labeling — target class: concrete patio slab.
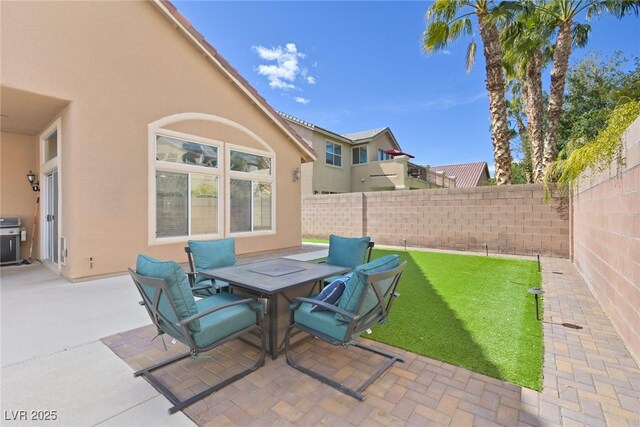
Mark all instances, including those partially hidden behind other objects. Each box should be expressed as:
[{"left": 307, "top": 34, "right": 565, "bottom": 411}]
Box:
[
  {"left": 1, "top": 263, "right": 149, "bottom": 367},
  {"left": 96, "top": 395, "right": 195, "bottom": 426},
  {"left": 1, "top": 341, "right": 193, "bottom": 426}
]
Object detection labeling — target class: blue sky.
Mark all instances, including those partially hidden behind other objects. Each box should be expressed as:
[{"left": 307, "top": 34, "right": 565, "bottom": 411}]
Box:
[{"left": 175, "top": 1, "right": 640, "bottom": 173}]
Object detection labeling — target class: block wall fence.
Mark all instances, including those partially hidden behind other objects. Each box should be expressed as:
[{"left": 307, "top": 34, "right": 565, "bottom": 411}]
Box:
[
  {"left": 302, "top": 184, "right": 570, "bottom": 257},
  {"left": 572, "top": 116, "right": 640, "bottom": 363}
]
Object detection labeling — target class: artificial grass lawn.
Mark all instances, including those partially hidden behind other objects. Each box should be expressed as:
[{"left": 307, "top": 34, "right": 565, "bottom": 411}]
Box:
[{"left": 368, "top": 249, "right": 543, "bottom": 390}]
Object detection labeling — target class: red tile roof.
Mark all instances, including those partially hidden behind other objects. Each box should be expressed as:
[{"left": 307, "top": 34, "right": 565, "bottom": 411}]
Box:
[
  {"left": 153, "top": 1, "right": 316, "bottom": 162},
  {"left": 428, "top": 162, "right": 490, "bottom": 187}
]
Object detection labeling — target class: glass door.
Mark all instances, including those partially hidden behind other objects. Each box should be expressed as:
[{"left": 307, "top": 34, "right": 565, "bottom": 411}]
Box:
[{"left": 44, "top": 170, "right": 58, "bottom": 264}]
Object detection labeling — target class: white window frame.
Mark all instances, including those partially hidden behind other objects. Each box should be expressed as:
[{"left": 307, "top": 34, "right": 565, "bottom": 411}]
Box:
[
  {"left": 352, "top": 146, "right": 368, "bottom": 165},
  {"left": 225, "top": 143, "right": 276, "bottom": 237},
  {"left": 151, "top": 129, "right": 224, "bottom": 245},
  {"left": 325, "top": 140, "right": 343, "bottom": 168}
]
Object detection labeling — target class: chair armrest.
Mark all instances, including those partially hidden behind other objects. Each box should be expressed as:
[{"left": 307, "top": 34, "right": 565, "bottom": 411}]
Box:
[
  {"left": 185, "top": 271, "right": 196, "bottom": 287},
  {"left": 191, "top": 285, "right": 213, "bottom": 292},
  {"left": 178, "top": 298, "right": 257, "bottom": 327},
  {"left": 291, "top": 297, "right": 359, "bottom": 320}
]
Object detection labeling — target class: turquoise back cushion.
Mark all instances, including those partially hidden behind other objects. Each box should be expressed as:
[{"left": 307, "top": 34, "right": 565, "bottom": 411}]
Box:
[
  {"left": 336, "top": 254, "right": 400, "bottom": 324},
  {"left": 189, "top": 238, "right": 236, "bottom": 274},
  {"left": 326, "top": 235, "right": 371, "bottom": 269},
  {"left": 136, "top": 255, "right": 200, "bottom": 332}
]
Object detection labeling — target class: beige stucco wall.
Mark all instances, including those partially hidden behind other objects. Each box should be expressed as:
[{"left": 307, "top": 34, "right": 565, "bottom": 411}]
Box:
[
  {"left": 350, "top": 156, "right": 434, "bottom": 192},
  {"left": 351, "top": 157, "right": 407, "bottom": 191},
  {"left": 282, "top": 121, "right": 315, "bottom": 196},
  {"left": 311, "top": 132, "right": 351, "bottom": 194},
  {"left": 0, "top": 132, "right": 39, "bottom": 259},
  {"left": 364, "top": 132, "right": 397, "bottom": 162},
  {"left": 572, "top": 116, "right": 640, "bottom": 362},
  {"left": 1, "top": 1, "right": 306, "bottom": 279}
]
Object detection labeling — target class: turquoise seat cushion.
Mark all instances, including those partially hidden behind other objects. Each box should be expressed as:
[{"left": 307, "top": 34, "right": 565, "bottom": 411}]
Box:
[
  {"left": 294, "top": 301, "right": 349, "bottom": 342},
  {"left": 188, "top": 238, "right": 237, "bottom": 285},
  {"left": 192, "top": 293, "right": 263, "bottom": 348},
  {"left": 326, "top": 235, "right": 371, "bottom": 269},
  {"left": 336, "top": 254, "right": 400, "bottom": 324},
  {"left": 136, "top": 255, "right": 200, "bottom": 332}
]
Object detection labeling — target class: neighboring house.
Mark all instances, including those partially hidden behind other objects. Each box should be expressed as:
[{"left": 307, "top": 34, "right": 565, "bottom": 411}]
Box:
[
  {"left": 427, "top": 162, "right": 491, "bottom": 187},
  {"left": 0, "top": 0, "right": 315, "bottom": 280},
  {"left": 279, "top": 113, "right": 453, "bottom": 195}
]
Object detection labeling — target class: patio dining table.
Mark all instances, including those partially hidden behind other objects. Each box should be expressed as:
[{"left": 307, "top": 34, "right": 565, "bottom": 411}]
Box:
[{"left": 200, "top": 258, "right": 350, "bottom": 360}]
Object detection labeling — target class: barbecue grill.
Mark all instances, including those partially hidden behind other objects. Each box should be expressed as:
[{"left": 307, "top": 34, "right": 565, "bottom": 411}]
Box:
[{"left": 1, "top": 216, "right": 22, "bottom": 265}]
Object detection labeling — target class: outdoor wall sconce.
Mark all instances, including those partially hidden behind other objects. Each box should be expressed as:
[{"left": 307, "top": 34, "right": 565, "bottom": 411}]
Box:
[
  {"left": 292, "top": 167, "right": 301, "bottom": 182},
  {"left": 26, "top": 170, "right": 40, "bottom": 192}
]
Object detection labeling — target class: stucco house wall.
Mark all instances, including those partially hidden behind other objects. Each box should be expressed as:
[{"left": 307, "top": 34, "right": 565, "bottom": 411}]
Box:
[
  {"left": 312, "top": 132, "right": 352, "bottom": 194},
  {"left": 0, "top": 132, "right": 39, "bottom": 258},
  {"left": 362, "top": 132, "right": 398, "bottom": 163},
  {"left": 1, "top": 1, "right": 313, "bottom": 280}
]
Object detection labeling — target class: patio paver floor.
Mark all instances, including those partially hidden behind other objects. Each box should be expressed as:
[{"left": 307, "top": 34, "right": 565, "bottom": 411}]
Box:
[{"left": 103, "top": 255, "right": 640, "bottom": 426}]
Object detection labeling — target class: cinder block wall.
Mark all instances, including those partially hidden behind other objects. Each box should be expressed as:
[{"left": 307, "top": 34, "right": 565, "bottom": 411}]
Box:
[
  {"left": 302, "top": 192, "right": 365, "bottom": 238},
  {"left": 302, "top": 184, "right": 569, "bottom": 257},
  {"left": 572, "top": 116, "right": 640, "bottom": 362}
]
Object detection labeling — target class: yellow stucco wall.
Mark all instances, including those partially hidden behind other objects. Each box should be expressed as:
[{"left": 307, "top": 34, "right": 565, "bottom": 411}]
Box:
[{"left": 1, "top": 1, "right": 307, "bottom": 279}]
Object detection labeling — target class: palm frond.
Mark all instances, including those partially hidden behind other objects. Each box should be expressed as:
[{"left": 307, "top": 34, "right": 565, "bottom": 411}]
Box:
[
  {"left": 572, "top": 23, "right": 591, "bottom": 47},
  {"left": 493, "top": 1, "right": 522, "bottom": 24},
  {"left": 594, "top": 0, "right": 640, "bottom": 18},
  {"left": 466, "top": 39, "right": 477, "bottom": 72},
  {"left": 422, "top": 21, "right": 451, "bottom": 53},
  {"left": 426, "top": 0, "right": 467, "bottom": 22},
  {"left": 450, "top": 17, "right": 473, "bottom": 39}
]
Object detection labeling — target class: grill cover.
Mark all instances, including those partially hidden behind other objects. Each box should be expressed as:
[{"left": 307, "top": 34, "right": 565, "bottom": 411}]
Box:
[{"left": 0, "top": 217, "right": 21, "bottom": 228}]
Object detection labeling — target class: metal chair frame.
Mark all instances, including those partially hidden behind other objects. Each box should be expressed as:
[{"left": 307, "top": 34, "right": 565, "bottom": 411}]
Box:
[
  {"left": 184, "top": 246, "right": 220, "bottom": 296},
  {"left": 129, "top": 269, "right": 266, "bottom": 414},
  {"left": 284, "top": 261, "right": 405, "bottom": 401}
]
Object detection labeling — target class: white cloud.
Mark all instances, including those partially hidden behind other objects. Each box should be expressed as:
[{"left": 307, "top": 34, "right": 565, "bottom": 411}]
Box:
[
  {"left": 252, "top": 43, "right": 315, "bottom": 93},
  {"left": 294, "top": 97, "right": 310, "bottom": 105},
  {"left": 440, "top": 50, "right": 452, "bottom": 55}
]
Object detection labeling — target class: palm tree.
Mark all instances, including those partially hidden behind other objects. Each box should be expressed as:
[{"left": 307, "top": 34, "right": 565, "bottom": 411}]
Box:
[
  {"left": 540, "top": 0, "right": 640, "bottom": 171},
  {"left": 501, "top": 1, "right": 553, "bottom": 182},
  {"left": 423, "top": 0, "right": 513, "bottom": 185},
  {"left": 505, "top": 83, "right": 534, "bottom": 182}
]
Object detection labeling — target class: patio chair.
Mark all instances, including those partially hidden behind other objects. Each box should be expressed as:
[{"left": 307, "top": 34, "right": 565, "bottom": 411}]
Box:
[
  {"left": 184, "top": 238, "right": 236, "bottom": 297},
  {"left": 285, "top": 254, "right": 405, "bottom": 401},
  {"left": 322, "top": 234, "right": 375, "bottom": 285},
  {"left": 130, "top": 254, "right": 265, "bottom": 414}
]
